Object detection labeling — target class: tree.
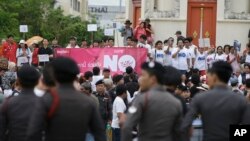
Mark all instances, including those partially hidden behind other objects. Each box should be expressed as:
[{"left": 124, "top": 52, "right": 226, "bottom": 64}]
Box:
[{"left": 0, "top": 0, "right": 105, "bottom": 46}]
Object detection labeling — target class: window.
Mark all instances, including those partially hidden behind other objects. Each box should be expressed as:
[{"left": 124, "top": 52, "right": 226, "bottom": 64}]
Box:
[{"left": 77, "top": 1, "right": 80, "bottom": 12}]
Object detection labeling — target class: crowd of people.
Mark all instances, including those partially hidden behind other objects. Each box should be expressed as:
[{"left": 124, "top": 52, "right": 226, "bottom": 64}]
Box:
[{"left": 0, "top": 18, "right": 249, "bottom": 141}]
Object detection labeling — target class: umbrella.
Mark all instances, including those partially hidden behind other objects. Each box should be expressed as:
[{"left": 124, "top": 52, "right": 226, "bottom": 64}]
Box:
[{"left": 26, "top": 36, "right": 43, "bottom": 46}]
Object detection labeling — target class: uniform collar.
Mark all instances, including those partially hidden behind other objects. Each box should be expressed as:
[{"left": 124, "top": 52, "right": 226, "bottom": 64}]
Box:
[{"left": 150, "top": 85, "right": 165, "bottom": 92}]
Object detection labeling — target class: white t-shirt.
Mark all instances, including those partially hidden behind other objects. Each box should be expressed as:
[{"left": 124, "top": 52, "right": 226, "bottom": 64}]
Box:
[
  {"left": 206, "top": 53, "right": 215, "bottom": 68},
  {"left": 111, "top": 96, "right": 126, "bottom": 128},
  {"left": 186, "top": 46, "right": 196, "bottom": 66},
  {"left": 91, "top": 75, "right": 104, "bottom": 92},
  {"left": 163, "top": 46, "right": 174, "bottom": 66},
  {"left": 172, "top": 47, "right": 190, "bottom": 70},
  {"left": 245, "top": 54, "right": 250, "bottom": 63},
  {"left": 214, "top": 53, "right": 227, "bottom": 62},
  {"left": 137, "top": 43, "right": 152, "bottom": 62},
  {"left": 151, "top": 49, "right": 165, "bottom": 65},
  {"left": 137, "top": 43, "right": 151, "bottom": 53},
  {"left": 194, "top": 51, "right": 207, "bottom": 71}
]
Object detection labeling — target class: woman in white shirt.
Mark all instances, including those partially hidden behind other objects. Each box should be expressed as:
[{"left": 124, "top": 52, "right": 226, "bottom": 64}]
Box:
[
  {"left": 214, "top": 46, "right": 227, "bottom": 62},
  {"left": 16, "top": 40, "right": 31, "bottom": 66},
  {"left": 111, "top": 84, "right": 127, "bottom": 141},
  {"left": 206, "top": 48, "right": 216, "bottom": 69}
]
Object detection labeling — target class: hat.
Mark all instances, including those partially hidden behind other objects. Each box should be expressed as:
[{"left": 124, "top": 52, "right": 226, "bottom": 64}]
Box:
[
  {"left": 96, "top": 79, "right": 104, "bottom": 86},
  {"left": 124, "top": 20, "right": 132, "bottom": 25},
  {"left": 51, "top": 57, "right": 80, "bottom": 83},
  {"left": 141, "top": 61, "right": 166, "bottom": 84},
  {"left": 175, "top": 31, "right": 182, "bottom": 35},
  {"left": 113, "top": 74, "right": 124, "bottom": 84},
  {"left": 19, "top": 40, "right": 26, "bottom": 44}
]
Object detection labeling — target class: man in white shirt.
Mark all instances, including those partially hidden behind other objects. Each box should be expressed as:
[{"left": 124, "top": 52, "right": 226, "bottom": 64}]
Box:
[
  {"left": 172, "top": 39, "right": 190, "bottom": 75},
  {"left": 66, "top": 36, "right": 80, "bottom": 48},
  {"left": 151, "top": 41, "right": 164, "bottom": 65},
  {"left": 137, "top": 35, "right": 152, "bottom": 61},
  {"left": 91, "top": 67, "right": 104, "bottom": 92},
  {"left": 184, "top": 37, "right": 196, "bottom": 68},
  {"left": 163, "top": 37, "right": 175, "bottom": 66},
  {"left": 111, "top": 84, "right": 127, "bottom": 141},
  {"left": 194, "top": 47, "right": 208, "bottom": 76}
]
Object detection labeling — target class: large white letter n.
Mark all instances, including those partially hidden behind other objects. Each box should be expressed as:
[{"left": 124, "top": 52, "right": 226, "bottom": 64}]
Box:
[{"left": 104, "top": 55, "right": 118, "bottom": 72}]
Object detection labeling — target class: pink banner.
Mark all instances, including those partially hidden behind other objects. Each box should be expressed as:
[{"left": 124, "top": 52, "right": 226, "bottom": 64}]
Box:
[{"left": 55, "top": 48, "right": 147, "bottom": 74}]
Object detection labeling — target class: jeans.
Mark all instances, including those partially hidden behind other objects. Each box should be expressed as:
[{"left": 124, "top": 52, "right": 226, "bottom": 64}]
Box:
[
  {"left": 85, "top": 133, "right": 95, "bottom": 141},
  {"left": 112, "top": 128, "right": 121, "bottom": 141}
]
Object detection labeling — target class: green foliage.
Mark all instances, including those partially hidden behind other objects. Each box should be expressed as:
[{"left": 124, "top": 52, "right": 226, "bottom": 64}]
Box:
[{"left": 0, "top": 0, "right": 104, "bottom": 46}]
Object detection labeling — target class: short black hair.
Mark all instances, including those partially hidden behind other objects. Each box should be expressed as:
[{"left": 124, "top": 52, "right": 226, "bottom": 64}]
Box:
[
  {"left": 244, "top": 63, "right": 250, "bottom": 68},
  {"left": 208, "top": 61, "right": 233, "bottom": 83},
  {"left": 126, "top": 36, "right": 132, "bottom": 40},
  {"left": 245, "top": 79, "right": 250, "bottom": 88},
  {"left": 191, "top": 74, "right": 200, "bottom": 85},
  {"left": 17, "top": 65, "right": 40, "bottom": 88},
  {"left": 163, "top": 39, "right": 168, "bottom": 44},
  {"left": 141, "top": 62, "right": 166, "bottom": 85},
  {"left": 103, "top": 68, "right": 110, "bottom": 72},
  {"left": 155, "top": 40, "right": 163, "bottom": 46},
  {"left": 126, "top": 66, "right": 133, "bottom": 74},
  {"left": 70, "top": 36, "right": 77, "bottom": 40},
  {"left": 108, "top": 38, "right": 114, "bottom": 42},
  {"left": 51, "top": 57, "right": 80, "bottom": 83},
  {"left": 217, "top": 46, "right": 223, "bottom": 50},
  {"left": 224, "top": 44, "right": 230, "bottom": 51},
  {"left": 93, "top": 40, "right": 99, "bottom": 43},
  {"left": 93, "top": 67, "right": 100, "bottom": 75},
  {"left": 140, "top": 35, "right": 147, "bottom": 41},
  {"left": 131, "top": 38, "right": 138, "bottom": 43},
  {"left": 84, "top": 71, "right": 93, "bottom": 80},
  {"left": 164, "top": 66, "right": 181, "bottom": 87},
  {"left": 7, "top": 35, "right": 14, "bottom": 38},
  {"left": 116, "top": 84, "right": 127, "bottom": 96}
]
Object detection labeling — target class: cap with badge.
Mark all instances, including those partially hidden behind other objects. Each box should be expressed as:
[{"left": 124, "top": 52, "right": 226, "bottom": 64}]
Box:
[
  {"left": 95, "top": 79, "right": 104, "bottom": 86},
  {"left": 141, "top": 61, "right": 166, "bottom": 85}
]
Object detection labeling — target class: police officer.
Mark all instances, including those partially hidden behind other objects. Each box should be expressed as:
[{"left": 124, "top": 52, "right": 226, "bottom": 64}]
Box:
[
  {"left": 95, "top": 79, "right": 112, "bottom": 126},
  {"left": 181, "top": 61, "right": 250, "bottom": 141},
  {"left": 121, "top": 61, "right": 183, "bottom": 141},
  {"left": 26, "top": 57, "right": 105, "bottom": 141}
]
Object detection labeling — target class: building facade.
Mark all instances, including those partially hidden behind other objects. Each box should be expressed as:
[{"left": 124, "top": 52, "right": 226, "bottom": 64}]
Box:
[
  {"left": 88, "top": 5, "right": 125, "bottom": 28},
  {"left": 54, "top": 0, "right": 88, "bottom": 20},
  {"left": 116, "top": 0, "right": 250, "bottom": 48}
]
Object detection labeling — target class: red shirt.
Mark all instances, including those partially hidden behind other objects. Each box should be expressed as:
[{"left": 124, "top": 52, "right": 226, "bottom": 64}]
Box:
[
  {"left": 2, "top": 41, "right": 17, "bottom": 63},
  {"left": 32, "top": 48, "right": 39, "bottom": 65},
  {"left": 134, "top": 27, "right": 146, "bottom": 40}
]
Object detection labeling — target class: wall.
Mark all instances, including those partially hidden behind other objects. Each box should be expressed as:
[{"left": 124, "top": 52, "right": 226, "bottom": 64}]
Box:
[
  {"left": 216, "top": 20, "right": 250, "bottom": 49},
  {"left": 150, "top": 19, "right": 187, "bottom": 42}
]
